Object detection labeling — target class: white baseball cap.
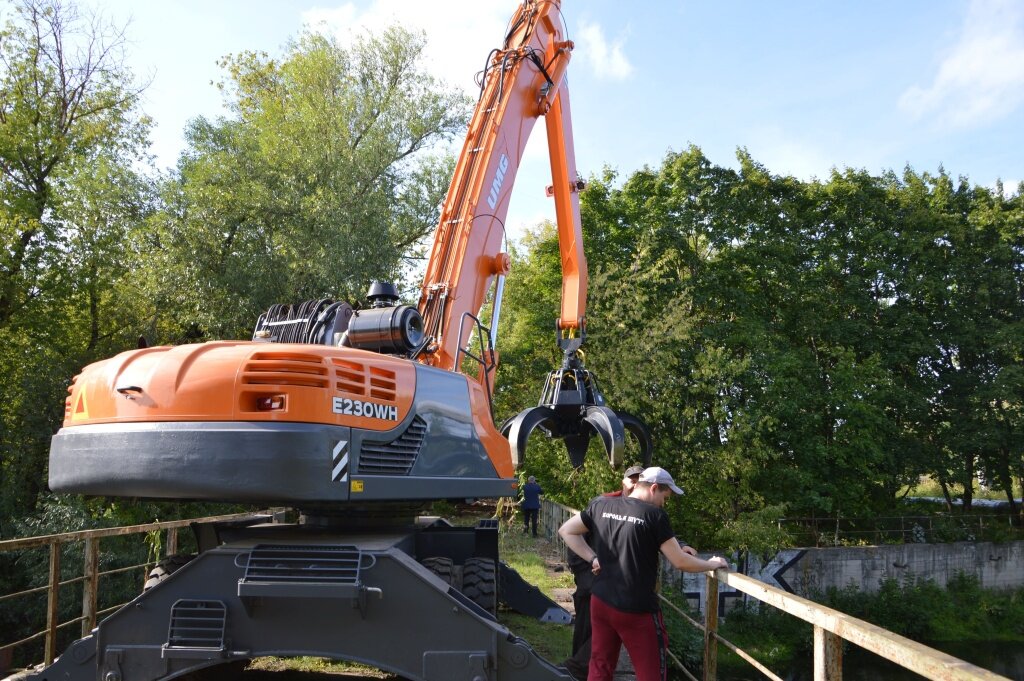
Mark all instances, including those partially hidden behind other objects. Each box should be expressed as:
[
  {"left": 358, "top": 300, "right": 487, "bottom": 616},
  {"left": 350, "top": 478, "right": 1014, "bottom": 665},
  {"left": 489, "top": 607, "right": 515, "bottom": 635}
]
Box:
[{"left": 639, "top": 467, "right": 684, "bottom": 495}]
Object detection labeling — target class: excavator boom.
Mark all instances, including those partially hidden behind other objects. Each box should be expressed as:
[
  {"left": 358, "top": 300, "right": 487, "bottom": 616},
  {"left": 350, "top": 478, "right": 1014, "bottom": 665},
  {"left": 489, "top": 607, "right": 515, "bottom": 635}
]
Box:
[
  {"left": 416, "top": 0, "right": 650, "bottom": 468},
  {"left": 419, "top": 0, "right": 586, "bottom": 375}
]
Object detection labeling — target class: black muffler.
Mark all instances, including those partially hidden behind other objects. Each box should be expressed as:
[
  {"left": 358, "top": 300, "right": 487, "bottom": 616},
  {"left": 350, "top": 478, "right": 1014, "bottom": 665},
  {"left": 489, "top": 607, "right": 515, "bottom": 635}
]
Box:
[{"left": 501, "top": 333, "right": 653, "bottom": 469}]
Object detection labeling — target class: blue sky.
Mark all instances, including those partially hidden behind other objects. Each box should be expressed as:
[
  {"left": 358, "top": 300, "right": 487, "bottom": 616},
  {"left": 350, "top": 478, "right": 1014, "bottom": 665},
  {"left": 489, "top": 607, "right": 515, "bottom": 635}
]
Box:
[{"left": 74, "top": 0, "right": 1024, "bottom": 240}]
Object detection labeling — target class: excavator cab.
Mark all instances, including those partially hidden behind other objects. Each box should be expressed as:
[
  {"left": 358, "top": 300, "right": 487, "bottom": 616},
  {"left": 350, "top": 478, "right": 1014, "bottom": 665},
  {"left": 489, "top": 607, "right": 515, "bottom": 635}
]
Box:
[{"left": 502, "top": 329, "right": 653, "bottom": 469}]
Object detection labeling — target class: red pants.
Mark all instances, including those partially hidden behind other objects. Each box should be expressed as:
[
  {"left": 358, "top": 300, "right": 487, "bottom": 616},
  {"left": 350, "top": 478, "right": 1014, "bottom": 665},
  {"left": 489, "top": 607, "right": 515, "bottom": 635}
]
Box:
[{"left": 589, "top": 594, "right": 667, "bottom": 681}]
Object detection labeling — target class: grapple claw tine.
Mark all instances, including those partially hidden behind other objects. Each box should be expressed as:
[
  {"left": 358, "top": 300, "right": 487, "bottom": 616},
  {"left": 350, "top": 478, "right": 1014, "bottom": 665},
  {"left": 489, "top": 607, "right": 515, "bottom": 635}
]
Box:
[
  {"left": 512, "top": 343, "right": 654, "bottom": 470},
  {"left": 583, "top": 406, "right": 626, "bottom": 467},
  {"left": 502, "top": 406, "right": 558, "bottom": 468},
  {"left": 614, "top": 410, "right": 654, "bottom": 467},
  {"left": 564, "top": 433, "right": 591, "bottom": 469}
]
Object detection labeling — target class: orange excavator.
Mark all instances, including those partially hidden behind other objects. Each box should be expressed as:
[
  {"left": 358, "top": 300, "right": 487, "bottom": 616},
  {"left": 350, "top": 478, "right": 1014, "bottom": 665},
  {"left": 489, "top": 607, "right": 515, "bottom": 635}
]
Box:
[
  {"left": 49, "top": 0, "right": 650, "bottom": 508},
  {"left": 33, "top": 3, "right": 650, "bottom": 679}
]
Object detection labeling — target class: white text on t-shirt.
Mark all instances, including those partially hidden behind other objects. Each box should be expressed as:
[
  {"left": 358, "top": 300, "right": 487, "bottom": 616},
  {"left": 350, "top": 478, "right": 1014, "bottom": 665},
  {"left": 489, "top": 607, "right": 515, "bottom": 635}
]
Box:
[{"left": 601, "top": 511, "right": 646, "bottom": 526}]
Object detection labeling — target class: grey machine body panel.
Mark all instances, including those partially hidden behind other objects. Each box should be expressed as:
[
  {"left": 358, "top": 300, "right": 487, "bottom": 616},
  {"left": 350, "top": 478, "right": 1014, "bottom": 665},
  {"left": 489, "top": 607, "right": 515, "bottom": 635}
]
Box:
[
  {"left": 28, "top": 524, "right": 573, "bottom": 681},
  {"left": 49, "top": 364, "right": 516, "bottom": 503}
]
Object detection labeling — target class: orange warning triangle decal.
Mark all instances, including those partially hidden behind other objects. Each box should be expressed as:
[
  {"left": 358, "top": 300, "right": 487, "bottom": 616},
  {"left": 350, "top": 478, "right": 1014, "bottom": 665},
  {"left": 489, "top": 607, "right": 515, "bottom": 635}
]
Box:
[{"left": 72, "top": 391, "right": 89, "bottom": 421}]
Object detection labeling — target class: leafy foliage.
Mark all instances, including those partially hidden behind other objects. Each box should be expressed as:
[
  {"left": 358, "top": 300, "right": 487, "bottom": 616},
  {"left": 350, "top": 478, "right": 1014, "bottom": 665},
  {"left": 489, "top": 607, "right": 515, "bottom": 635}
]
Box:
[
  {"left": 0, "top": 0, "right": 1019, "bottom": 575},
  {"left": 138, "top": 28, "right": 469, "bottom": 341},
  {"left": 503, "top": 147, "right": 1023, "bottom": 550},
  {"left": 0, "top": 0, "right": 153, "bottom": 531}
]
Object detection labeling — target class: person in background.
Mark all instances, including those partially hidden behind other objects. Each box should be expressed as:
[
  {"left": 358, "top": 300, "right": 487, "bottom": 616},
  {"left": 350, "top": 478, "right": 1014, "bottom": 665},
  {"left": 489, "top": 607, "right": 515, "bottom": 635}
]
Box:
[
  {"left": 559, "top": 467, "right": 729, "bottom": 681},
  {"left": 521, "top": 474, "right": 543, "bottom": 537}
]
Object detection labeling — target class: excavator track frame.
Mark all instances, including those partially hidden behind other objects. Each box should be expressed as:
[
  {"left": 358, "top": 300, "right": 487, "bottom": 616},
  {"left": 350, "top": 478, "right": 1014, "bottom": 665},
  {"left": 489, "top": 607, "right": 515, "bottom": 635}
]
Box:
[{"left": 27, "top": 518, "right": 573, "bottom": 681}]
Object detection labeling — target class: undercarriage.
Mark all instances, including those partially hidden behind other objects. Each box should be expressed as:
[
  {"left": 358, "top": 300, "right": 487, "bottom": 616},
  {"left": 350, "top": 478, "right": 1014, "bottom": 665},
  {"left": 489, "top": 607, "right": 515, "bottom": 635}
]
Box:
[{"left": 29, "top": 514, "right": 572, "bottom": 681}]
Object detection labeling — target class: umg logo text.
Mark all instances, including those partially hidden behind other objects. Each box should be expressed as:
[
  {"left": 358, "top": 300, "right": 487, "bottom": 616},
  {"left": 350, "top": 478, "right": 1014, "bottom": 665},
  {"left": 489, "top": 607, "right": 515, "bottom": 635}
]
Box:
[{"left": 486, "top": 153, "right": 510, "bottom": 210}]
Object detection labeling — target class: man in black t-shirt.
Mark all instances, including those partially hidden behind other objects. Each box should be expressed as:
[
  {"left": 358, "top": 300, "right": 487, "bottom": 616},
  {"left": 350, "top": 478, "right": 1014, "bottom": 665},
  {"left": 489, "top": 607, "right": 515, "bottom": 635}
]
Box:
[
  {"left": 558, "top": 467, "right": 729, "bottom": 681},
  {"left": 562, "top": 465, "right": 644, "bottom": 679}
]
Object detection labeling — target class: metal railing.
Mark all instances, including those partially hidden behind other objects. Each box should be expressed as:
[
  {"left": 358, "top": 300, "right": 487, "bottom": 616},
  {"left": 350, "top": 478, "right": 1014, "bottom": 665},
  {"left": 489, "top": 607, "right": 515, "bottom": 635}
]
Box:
[
  {"left": 0, "top": 512, "right": 261, "bottom": 669},
  {"left": 3, "top": 504, "right": 1013, "bottom": 680},
  {"left": 543, "top": 500, "right": 1010, "bottom": 681}
]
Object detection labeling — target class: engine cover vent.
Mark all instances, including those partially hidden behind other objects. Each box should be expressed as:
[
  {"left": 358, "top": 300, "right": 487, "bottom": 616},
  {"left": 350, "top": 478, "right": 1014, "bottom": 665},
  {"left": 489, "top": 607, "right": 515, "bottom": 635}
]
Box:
[
  {"left": 241, "top": 352, "right": 329, "bottom": 388},
  {"left": 359, "top": 416, "right": 427, "bottom": 475}
]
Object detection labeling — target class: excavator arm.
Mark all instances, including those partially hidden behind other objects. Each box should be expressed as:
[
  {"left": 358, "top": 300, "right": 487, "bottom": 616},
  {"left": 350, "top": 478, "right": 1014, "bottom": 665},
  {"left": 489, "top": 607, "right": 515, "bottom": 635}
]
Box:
[
  {"left": 417, "top": 0, "right": 586, "bottom": 374},
  {"left": 417, "top": 0, "right": 651, "bottom": 469}
]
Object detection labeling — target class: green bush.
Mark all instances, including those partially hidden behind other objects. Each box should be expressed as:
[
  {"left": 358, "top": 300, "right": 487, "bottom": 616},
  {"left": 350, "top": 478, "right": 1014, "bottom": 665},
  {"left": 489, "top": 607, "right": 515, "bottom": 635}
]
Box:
[
  {"left": 719, "top": 601, "right": 813, "bottom": 666},
  {"left": 862, "top": 576, "right": 943, "bottom": 640},
  {"left": 659, "top": 589, "right": 705, "bottom": 673}
]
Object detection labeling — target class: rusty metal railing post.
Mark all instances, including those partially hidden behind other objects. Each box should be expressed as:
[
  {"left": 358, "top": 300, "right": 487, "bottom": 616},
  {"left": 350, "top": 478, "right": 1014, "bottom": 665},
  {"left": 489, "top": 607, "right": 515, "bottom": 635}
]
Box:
[
  {"left": 814, "top": 624, "right": 842, "bottom": 680},
  {"left": 44, "top": 540, "right": 61, "bottom": 665},
  {"left": 703, "top": 571, "right": 719, "bottom": 681},
  {"left": 81, "top": 538, "right": 99, "bottom": 636}
]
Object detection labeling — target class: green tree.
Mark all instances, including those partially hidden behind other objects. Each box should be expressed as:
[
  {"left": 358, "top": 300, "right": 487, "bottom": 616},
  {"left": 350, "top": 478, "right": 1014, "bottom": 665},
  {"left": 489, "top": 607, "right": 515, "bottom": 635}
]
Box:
[
  {"left": 501, "top": 145, "right": 1023, "bottom": 549},
  {"left": 0, "top": 0, "right": 147, "bottom": 327},
  {"left": 0, "top": 0, "right": 151, "bottom": 525},
  {"left": 141, "top": 27, "right": 469, "bottom": 341},
  {"left": 887, "top": 172, "right": 1024, "bottom": 513}
]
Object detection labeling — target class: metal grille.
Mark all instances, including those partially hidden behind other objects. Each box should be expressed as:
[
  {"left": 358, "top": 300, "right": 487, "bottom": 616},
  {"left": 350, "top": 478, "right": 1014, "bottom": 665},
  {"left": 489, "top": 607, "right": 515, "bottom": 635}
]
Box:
[
  {"left": 242, "top": 545, "right": 363, "bottom": 584},
  {"left": 166, "top": 600, "right": 226, "bottom": 648},
  {"left": 359, "top": 416, "right": 427, "bottom": 475},
  {"left": 367, "top": 366, "right": 397, "bottom": 401},
  {"left": 241, "top": 352, "right": 329, "bottom": 388},
  {"left": 330, "top": 357, "right": 368, "bottom": 395}
]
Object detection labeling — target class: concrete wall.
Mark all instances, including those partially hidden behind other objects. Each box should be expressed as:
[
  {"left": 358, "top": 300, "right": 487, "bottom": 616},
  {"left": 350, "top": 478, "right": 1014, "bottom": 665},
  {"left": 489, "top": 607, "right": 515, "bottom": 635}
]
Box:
[{"left": 663, "top": 541, "right": 1024, "bottom": 612}]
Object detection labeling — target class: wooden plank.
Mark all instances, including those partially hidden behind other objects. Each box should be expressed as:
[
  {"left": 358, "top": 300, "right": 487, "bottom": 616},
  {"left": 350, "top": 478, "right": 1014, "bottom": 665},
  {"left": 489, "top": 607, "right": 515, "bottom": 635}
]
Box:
[
  {"left": 720, "top": 571, "right": 1010, "bottom": 681},
  {"left": 44, "top": 542, "right": 60, "bottom": 665},
  {"left": 81, "top": 538, "right": 99, "bottom": 637},
  {"left": 167, "top": 527, "right": 178, "bottom": 556},
  {"left": 660, "top": 592, "right": 783, "bottom": 681},
  {"left": 0, "top": 628, "right": 46, "bottom": 654},
  {"left": 814, "top": 624, "right": 842, "bottom": 681},
  {"left": 665, "top": 646, "right": 701, "bottom": 681},
  {"left": 703, "top": 572, "right": 719, "bottom": 681},
  {"left": 711, "top": 630, "right": 785, "bottom": 681}
]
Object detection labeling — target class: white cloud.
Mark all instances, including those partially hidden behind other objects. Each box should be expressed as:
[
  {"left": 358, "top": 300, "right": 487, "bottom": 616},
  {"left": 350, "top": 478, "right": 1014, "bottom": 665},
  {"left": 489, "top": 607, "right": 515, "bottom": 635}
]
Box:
[
  {"left": 899, "top": 0, "right": 1024, "bottom": 129},
  {"left": 576, "top": 20, "right": 633, "bottom": 81},
  {"left": 302, "top": 4, "right": 635, "bottom": 91},
  {"left": 302, "top": 2, "right": 518, "bottom": 96},
  {"left": 991, "top": 177, "right": 1022, "bottom": 198},
  {"left": 738, "top": 126, "right": 835, "bottom": 182}
]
